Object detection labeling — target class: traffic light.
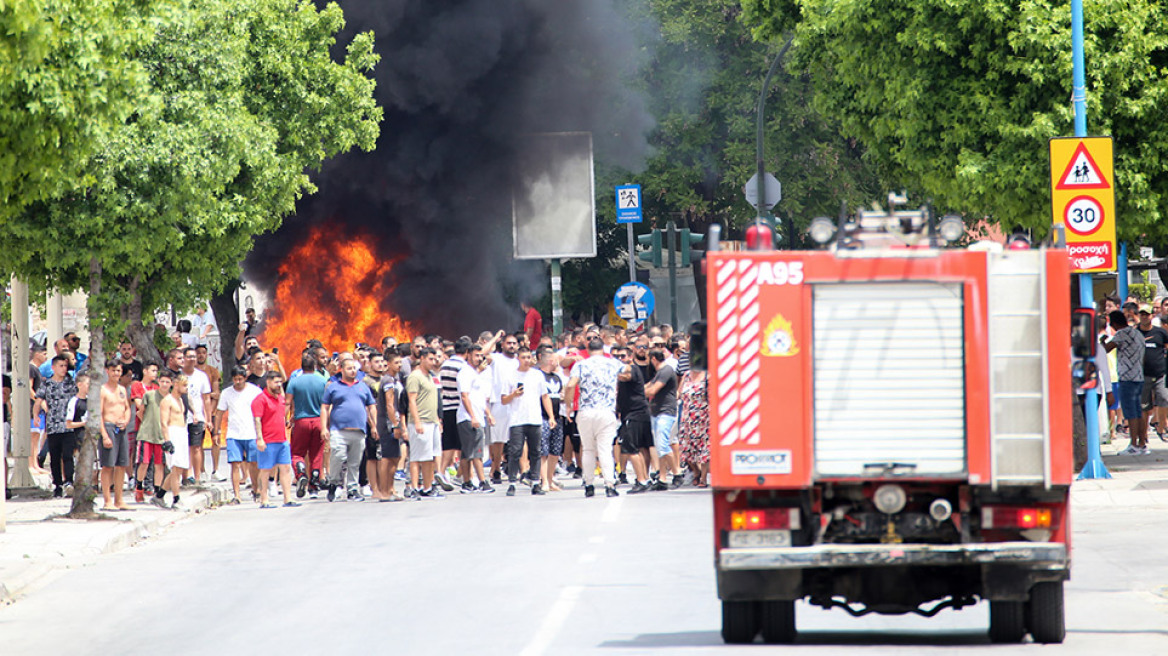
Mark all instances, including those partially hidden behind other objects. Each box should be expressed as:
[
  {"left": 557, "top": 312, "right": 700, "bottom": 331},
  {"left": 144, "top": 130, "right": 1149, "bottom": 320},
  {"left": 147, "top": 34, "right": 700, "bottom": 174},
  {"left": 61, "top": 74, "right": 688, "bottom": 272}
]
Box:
[
  {"left": 680, "top": 228, "right": 704, "bottom": 266},
  {"left": 637, "top": 229, "right": 662, "bottom": 267}
]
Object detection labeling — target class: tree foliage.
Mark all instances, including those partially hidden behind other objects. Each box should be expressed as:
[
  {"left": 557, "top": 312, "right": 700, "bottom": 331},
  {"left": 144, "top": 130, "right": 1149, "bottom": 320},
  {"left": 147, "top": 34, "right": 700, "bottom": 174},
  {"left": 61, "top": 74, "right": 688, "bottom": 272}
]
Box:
[
  {"left": 0, "top": 0, "right": 159, "bottom": 220},
  {"left": 741, "top": 0, "right": 1168, "bottom": 246},
  {"left": 0, "top": 0, "right": 381, "bottom": 335}
]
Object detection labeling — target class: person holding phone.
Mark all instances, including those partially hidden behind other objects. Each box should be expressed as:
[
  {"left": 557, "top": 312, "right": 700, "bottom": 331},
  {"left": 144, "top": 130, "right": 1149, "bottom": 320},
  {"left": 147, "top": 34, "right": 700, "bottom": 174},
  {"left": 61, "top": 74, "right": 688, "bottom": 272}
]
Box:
[{"left": 502, "top": 347, "right": 549, "bottom": 496}]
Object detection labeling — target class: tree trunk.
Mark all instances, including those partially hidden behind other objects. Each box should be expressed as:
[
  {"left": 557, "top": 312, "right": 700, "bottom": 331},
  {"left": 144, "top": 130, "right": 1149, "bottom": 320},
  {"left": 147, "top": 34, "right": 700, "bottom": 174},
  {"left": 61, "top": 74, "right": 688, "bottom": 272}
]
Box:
[
  {"left": 124, "top": 277, "right": 163, "bottom": 367},
  {"left": 1072, "top": 389, "right": 1088, "bottom": 471},
  {"left": 67, "top": 257, "right": 107, "bottom": 518},
  {"left": 210, "top": 283, "right": 240, "bottom": 380}
]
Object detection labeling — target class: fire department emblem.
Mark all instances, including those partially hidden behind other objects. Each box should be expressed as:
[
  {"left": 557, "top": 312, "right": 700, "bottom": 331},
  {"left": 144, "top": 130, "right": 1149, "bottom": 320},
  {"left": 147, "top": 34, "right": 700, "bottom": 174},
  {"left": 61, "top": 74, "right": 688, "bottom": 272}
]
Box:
[{"left": 761, "top": 314, "right": 798, "bottom": 357}]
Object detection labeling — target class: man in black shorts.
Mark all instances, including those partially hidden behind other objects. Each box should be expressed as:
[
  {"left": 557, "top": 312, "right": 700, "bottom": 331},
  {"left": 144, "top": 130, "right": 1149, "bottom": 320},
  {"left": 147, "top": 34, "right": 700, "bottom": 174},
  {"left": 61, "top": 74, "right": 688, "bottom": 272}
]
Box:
[
  {"left": 614, "top": 346, "right": 652, "bottom": 493},
  {"left": 437, "top": 338, "right": 471, "bottom": 491},
  {"left": 376, "top": 351, "right": 406, "bottom": 500}
]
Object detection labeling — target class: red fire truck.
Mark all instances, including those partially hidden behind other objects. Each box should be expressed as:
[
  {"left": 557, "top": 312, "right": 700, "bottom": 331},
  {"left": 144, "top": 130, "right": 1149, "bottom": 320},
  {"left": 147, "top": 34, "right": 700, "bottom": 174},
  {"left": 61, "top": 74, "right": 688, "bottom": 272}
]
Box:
[{"left": 705, "top": 202, "right": 1082, "bottom": 644}]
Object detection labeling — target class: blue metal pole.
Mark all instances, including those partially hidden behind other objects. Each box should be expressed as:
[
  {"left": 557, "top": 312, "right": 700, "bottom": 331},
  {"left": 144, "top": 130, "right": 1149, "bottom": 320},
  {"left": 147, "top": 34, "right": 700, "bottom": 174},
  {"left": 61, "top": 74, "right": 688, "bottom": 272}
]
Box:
[
  {"left": 1117, "top": 242, "right": 1129, "bottom": 301},
  {"left": 1072, "top": 0, "right": 1109, "bottom": 479}
]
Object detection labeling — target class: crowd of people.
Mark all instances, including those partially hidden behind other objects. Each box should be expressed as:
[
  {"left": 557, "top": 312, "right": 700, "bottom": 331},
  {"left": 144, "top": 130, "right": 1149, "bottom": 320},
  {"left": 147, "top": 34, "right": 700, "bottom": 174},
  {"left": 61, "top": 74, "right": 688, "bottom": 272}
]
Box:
[
  {"left": 14, "top": 307, "right": 710, "bottom": 510},
  {"left": 1092, "top": 295, "right": 1168, "bottom": 456}
]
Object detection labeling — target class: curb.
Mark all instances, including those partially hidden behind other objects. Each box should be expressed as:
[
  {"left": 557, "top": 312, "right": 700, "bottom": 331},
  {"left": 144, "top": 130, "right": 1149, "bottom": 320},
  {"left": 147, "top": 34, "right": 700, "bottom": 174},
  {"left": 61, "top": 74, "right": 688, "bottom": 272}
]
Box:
[{"left": 0, "top": 482, "right": 231, "bottom": 604}]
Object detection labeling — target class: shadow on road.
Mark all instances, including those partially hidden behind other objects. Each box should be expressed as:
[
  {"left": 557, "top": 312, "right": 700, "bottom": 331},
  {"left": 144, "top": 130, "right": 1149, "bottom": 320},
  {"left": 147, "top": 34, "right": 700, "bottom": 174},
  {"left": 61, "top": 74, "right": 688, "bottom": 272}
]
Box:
[{"left": 599, "top": 630, "right": 989, "bottom": 648}]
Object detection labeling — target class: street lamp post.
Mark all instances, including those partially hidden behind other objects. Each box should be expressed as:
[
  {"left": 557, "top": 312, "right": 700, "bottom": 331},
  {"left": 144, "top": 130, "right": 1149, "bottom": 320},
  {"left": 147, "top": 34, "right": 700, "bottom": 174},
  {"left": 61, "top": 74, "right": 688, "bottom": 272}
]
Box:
[{"left": 753, "top": 36, "right": 793, "bottom": 243}]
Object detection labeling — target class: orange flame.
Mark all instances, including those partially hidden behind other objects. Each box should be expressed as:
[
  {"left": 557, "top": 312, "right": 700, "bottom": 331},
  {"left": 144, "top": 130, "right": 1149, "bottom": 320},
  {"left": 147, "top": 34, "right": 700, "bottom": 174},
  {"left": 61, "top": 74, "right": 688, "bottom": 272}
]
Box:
[{"left": 262, "top": 224, "right": 417, "bottom": 372}]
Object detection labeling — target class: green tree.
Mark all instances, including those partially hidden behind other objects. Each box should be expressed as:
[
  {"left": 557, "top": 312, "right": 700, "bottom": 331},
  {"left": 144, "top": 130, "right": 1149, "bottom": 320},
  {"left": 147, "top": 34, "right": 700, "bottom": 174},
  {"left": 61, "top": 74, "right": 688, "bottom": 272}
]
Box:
[
  {"left": 559, "top": 0, "right": 883, "bottom": 323},
  {"left": 0, "top": 0, "right": 159, "bottom": 219},
  {"left": 741, "top": 0, "right": 1168, "bottom": 245},
  {"left": 0, "top": 0, "right": 380, "bottom": 517}
]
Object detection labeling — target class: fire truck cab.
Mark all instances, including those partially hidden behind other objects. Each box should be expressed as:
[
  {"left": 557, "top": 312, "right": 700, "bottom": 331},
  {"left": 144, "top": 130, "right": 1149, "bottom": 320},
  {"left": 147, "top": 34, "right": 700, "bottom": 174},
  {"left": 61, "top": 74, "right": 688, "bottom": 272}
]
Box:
[{"left": 707, "top": 202, "right": 1074, "bottom": 644}]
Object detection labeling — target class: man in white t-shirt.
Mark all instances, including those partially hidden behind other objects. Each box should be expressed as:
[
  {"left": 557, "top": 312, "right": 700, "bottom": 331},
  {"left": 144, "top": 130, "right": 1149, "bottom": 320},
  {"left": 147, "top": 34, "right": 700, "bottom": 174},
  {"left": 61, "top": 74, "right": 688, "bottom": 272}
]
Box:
[
  {"left": 487, "top": 334, "right": 520, "bottom": 484},
  {"left": 456, "top": 343, "right": 495, "bottom": 493},
  {"left": 214, "top": 365, "right": 262, "bottom": 503},
  {"left": 181, "top": 347, "right": 214, "bottom": 484},
  {"left": 502, "top": 347, "right": 549, "bottom": 496}
]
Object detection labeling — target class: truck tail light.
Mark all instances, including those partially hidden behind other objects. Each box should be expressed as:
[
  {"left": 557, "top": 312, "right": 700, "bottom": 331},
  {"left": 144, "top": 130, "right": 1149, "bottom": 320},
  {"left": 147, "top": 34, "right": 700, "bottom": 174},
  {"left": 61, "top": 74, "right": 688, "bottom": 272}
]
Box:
[
  {"left": 730, "top": 508, "right": 801, "bottom": 531},
  {"left": 982, "top": 506, "right": 1054, "bottom": 529}
]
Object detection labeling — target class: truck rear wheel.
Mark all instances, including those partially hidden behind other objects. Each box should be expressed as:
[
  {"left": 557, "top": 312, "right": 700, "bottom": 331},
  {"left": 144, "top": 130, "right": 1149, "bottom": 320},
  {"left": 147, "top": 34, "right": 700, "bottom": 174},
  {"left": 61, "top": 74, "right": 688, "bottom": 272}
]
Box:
[
  {"left": 1026, "top": 582, "right": 1066, "bottom": 644},
  {"left": 758, "top": 600, "right": 796, "bottom": 644},
  {"left": 988, "top": 600, "right": 1026, "bottom": 643},
  {"left": 721, "top": 600, "right": 759, "bottom": 644}
]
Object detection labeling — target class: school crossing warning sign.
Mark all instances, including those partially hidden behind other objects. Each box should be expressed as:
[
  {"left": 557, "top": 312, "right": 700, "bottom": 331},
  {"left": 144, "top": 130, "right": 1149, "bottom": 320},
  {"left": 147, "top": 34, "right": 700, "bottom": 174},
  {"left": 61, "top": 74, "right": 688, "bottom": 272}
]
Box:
[{"left": 1050, "top": 137, "right": 1115, "bottom": 273}]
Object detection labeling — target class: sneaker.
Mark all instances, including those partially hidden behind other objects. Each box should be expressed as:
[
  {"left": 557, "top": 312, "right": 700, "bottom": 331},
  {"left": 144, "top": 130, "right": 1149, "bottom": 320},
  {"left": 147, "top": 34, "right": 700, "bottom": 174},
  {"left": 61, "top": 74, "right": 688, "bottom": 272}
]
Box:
[
  {"left": 283, "top": 501, "right": 302, "bottom": 508},
  {"left": 361, "top": 485, "right": 373, "bottom": 497},
  {"left": 184, "top": 476, "right": 196, "bottom": 486},
  {"left": 584, "top": 485, "right": 595, "bottom": 498},
  {"left": 1138, "top": 446, "right": 1153, "bottom": 456},
  {"left": 652, "top": 480, "right": 669, "bottom": 491},
  {"left": 461, "top": 481, "right": 476, "bottom": 494},
  {"left": 199, "top": 471, "right": 209, "bottom": 482},
  {"left": 555, "top": 464, "right": 568, "bottom": 477},
  {"left": 606, "top": 486, "right": 620, "bottom": 498},
  {"left": 63, "top": 484, "right": 74, "bottom": 498},
  {"left": 618, "top": 473, "right": 628, "bottom": 485},
  {"left": 149, "top": 495, "right": 168, "bottom": 509},
  {"left": 1160, "top": 432, "right": 1168, "bottom": 443},
  {"left": 135, "top": 489, "right": 145, "bottom": 504},
  {"left": 532, "top": 484, "right": 546, "bottom": 496},
  {"left": 404, "top": 487, "right": 418, "bottom": 500},
  {"left": 394, "top": 470, "right": 408, "bottom": 481},
  {"left": 420, "top": 487, "right": 445, "bottom": 500},
  {"left": 519, "top": 476, "right": 533, "bottom": 487},
  {"left": 628, "top": 482, "right": 650, "bottom": 494},
  {"left": 1119, "top": 444, "right": 1140, "bottom": 456},
  {"left": 478, "top": 481, "right": 496, "bottom": 494},
  {"left": 228, "top": 497, "right": 241, "bottom": 505},
  {"left": 327, "top": 484, "right": 338, "bottom": 502},
  {"left": 296, "top": 476, "right": 309, "bottom": 499},
  {"left": 434, "top": 475, "right": 454, "bottom": 492},
  {"left": 212, "top": 471, "right": 227, "bottom": 482},
  {"left": 506, "top": 484, "right": 516, "bottom": 497},
  {"left": 348, "top": 488, "right": 365, "bottom": 502},
  {"left": 491, "top": 472, "right": 502, "bottom": 485},
  {"left": 572, "top": 469, "right": 582, "bottom": 479},
  {"left": 671, "top": 476, "right": 684, "bottom": 489},
  {"left": 53, "top": 485, "right": 63, "bottom": 498}
]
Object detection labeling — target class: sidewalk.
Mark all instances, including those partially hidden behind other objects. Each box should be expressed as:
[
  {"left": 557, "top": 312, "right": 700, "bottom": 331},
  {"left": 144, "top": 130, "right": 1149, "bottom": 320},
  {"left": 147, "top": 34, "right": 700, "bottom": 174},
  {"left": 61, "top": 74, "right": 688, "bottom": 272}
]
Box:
[
  {"left": 0, "top": 469, "right": 233, "bottom": 603},
  {"left": 1071, "top": 434, "right": 1168, "bottom": 508}
]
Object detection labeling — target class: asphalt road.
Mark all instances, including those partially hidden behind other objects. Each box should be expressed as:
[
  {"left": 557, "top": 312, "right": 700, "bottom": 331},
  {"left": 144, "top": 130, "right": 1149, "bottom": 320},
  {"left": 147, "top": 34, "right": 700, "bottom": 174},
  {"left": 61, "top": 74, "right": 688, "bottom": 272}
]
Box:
[{"left": 1, "top": 481, "right": 1167, "bottom": 654}]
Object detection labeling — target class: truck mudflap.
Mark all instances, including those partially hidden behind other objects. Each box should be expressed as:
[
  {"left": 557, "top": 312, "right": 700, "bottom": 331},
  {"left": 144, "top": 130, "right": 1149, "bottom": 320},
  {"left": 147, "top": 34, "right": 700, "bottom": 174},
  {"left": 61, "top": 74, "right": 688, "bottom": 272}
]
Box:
[{"left": 720, "top": 542, "right": 1068, "bottom": 571}]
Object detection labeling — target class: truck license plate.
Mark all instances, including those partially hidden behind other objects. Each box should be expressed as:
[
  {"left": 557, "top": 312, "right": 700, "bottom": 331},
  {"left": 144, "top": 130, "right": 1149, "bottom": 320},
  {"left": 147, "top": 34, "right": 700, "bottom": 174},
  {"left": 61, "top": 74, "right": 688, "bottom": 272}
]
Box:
[{"left": 728, "top": 530, "right": 791, "bottom": 548}]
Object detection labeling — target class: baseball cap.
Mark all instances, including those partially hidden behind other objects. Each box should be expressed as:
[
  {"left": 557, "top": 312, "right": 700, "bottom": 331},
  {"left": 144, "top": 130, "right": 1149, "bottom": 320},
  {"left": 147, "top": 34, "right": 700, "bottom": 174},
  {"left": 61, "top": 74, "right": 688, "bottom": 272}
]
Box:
[{"left": 1139, "top": 304, "right": 1153, "bottom": 314}]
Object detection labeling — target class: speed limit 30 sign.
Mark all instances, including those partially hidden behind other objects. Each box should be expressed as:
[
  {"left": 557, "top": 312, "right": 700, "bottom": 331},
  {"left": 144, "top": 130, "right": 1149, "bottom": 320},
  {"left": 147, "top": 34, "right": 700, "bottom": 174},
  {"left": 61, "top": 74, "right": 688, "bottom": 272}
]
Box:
[{"left": 1049, "top": 137, "right": 1115, "bottom": 273}]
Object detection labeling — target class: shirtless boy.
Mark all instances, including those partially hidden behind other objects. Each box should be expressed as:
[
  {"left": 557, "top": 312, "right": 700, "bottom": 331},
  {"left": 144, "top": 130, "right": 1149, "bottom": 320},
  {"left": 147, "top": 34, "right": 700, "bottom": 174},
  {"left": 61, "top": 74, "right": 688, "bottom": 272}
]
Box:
[
  {"left": 158, "top": 374, "right": 192, "bottom": 508},
  {"left": 99, "top": 361, "right": 132, "bottom": 511}
]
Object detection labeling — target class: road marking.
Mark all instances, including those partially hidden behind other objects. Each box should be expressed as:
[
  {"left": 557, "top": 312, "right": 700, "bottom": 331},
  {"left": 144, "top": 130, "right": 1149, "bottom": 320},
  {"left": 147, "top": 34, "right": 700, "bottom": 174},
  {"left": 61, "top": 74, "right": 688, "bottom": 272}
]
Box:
[
  {"left": 601, "top": 496, "right": 624, "bottom": 523},
  {"left": 519, "top": 585, "right": 583, "bottom": 656}
]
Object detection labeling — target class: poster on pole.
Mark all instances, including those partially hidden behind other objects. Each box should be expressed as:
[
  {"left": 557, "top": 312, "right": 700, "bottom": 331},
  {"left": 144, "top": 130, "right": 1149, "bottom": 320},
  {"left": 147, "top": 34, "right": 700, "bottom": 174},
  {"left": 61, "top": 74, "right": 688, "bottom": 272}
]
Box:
[{"left": 512, "top": 132, "right": 596, "bottom": 260}]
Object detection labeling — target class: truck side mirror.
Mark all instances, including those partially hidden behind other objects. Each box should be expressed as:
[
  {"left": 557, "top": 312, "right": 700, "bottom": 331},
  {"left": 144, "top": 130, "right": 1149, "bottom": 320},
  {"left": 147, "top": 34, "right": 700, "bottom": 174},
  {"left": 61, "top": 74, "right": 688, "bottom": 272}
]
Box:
[
  {"left": 1071, "top": 308, "right": 1095, "bottom": 359},
  {"left": 689, "top": 320, "right": 707, "bottom": 371}
]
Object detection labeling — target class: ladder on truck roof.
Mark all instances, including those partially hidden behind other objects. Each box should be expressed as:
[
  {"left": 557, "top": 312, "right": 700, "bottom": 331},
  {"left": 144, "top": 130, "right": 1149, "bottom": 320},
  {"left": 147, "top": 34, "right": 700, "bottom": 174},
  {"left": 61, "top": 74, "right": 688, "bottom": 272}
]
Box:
[{"left": 987, "top": 251, "right": 1051, "bottom": 490}]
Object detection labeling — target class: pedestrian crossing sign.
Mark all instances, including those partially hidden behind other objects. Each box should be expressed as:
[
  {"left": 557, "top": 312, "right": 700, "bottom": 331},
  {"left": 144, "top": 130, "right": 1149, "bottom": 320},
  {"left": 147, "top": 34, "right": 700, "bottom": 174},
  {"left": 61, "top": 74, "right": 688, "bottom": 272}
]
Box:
[
  {"left": 1054, "top": 141, "right": 1110, "bottom": 190},
  {"left": 1049, "top": 136, "right": 1116, "bottom": 273}
]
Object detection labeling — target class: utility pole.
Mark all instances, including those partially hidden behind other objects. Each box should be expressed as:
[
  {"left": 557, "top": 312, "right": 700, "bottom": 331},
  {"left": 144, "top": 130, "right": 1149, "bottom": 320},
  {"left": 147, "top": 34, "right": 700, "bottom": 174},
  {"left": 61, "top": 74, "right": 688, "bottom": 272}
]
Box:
[
  {"left": 667, "top": 220, "right": 678, "bottom": 329},
  {"left": 753, "top": 36, "right": 793, "bottom": 244},
  {"left": 1072, "top": 0, "right": 1109, "bottom": 480},
  {"left": 9, "top": 278, "right": 34, "bottom": 490},
  {"left": 550, "top": 259, "right": 563, "bottom": 336}
]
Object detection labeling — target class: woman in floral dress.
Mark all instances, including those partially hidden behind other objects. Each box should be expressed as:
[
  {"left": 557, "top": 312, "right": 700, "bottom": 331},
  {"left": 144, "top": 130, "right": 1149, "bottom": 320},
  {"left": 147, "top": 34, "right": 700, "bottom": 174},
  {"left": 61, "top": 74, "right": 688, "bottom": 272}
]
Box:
[{"left": 678, "top": 368, "right": 709, "bottom": 486}]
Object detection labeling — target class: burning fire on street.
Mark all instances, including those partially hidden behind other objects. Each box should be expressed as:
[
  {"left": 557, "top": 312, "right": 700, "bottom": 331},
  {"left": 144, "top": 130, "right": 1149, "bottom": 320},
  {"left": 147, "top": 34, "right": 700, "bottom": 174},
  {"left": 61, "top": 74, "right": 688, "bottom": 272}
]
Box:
[{"left": 261, "top": 224, "right": 416, "bottom": 372}]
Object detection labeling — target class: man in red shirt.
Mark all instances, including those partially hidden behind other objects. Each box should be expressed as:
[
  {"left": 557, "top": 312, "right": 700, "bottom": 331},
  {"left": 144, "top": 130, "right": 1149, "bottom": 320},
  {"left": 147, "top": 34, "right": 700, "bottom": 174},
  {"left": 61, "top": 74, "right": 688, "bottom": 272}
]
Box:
[
  {"left": 522, "top": 300, "right": 542, "bottom": 350},
  {"left": 253, "top": 371, "right": 298, "bottom": 508}
]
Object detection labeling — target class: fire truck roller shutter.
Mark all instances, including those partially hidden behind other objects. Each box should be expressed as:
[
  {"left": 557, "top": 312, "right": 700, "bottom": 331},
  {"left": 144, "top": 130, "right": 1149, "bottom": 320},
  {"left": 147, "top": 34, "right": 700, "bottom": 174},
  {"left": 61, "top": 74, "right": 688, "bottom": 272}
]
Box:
[{"left": 812, "top": 282, "right": 966, "bottom": 477}]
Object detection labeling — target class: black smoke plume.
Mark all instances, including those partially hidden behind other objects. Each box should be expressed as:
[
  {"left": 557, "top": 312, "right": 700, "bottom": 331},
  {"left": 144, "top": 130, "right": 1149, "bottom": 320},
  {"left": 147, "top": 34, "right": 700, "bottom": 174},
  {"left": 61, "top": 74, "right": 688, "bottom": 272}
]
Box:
[{"left": 244, "top": 0, "right": 654, "bottom": 336}]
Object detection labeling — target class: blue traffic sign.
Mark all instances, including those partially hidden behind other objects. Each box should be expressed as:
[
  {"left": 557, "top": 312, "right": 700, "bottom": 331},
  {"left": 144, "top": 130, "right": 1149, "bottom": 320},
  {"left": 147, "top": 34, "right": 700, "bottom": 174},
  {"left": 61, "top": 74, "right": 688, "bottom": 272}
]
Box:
[
  {"left": 614, "top": 282, "right": 654, "bottom": 323},
  {"left": 616, "top": 184, "right": 642, "bottom": 224}
]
